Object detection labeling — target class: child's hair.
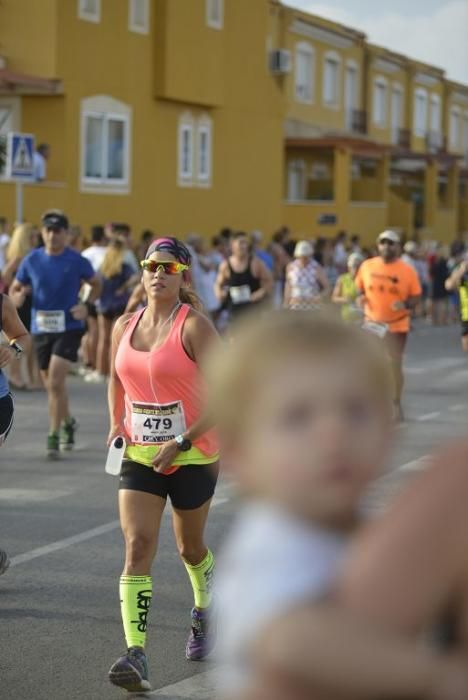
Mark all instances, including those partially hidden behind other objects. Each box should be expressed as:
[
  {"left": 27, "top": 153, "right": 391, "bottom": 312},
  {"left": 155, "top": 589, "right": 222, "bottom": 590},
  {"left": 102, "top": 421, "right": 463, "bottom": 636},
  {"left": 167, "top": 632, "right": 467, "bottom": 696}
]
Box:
[
  {"left": 100, "top": 239, "right": 125, "bottom": 279},
  {"left": 207, "top": 311, "right": 393, "bottom": 441}
]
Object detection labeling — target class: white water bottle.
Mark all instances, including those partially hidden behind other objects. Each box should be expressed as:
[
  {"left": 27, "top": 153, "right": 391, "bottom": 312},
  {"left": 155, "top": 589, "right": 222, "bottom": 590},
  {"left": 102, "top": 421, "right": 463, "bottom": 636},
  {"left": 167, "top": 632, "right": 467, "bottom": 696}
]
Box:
[{"left": 105, "top": 436, "right": 126, "bottom": 476}]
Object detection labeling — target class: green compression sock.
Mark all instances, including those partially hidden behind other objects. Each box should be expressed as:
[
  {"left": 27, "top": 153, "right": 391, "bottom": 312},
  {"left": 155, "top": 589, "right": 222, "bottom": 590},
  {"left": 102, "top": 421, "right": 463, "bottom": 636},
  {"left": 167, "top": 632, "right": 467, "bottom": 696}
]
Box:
[
  {"left": 119, "top": 574, "right": 153, "bottom": 648},
  {"left": 183, "top": 549, "right": 215, "bottom": 610}
]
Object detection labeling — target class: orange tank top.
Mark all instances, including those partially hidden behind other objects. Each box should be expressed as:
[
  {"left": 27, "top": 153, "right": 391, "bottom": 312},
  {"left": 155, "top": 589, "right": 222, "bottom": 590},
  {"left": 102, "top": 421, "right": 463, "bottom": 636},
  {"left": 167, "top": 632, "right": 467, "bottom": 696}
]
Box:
[{"left": 115, "top": 304, "right": 219, "bottom": 467}]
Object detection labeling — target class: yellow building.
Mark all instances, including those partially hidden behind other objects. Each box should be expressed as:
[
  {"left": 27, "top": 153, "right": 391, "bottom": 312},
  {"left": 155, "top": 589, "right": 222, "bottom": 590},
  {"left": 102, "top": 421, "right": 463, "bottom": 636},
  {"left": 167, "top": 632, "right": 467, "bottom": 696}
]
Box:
[{"left": 0, "top": 0, "right": 467, "bottom": 245}]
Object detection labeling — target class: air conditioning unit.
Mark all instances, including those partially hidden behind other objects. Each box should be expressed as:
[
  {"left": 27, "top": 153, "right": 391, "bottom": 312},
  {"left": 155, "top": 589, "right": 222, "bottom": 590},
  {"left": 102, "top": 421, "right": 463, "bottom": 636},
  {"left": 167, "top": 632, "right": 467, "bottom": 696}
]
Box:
[{"left": 270, "top": 49, "right": 292, "bottom": 75}]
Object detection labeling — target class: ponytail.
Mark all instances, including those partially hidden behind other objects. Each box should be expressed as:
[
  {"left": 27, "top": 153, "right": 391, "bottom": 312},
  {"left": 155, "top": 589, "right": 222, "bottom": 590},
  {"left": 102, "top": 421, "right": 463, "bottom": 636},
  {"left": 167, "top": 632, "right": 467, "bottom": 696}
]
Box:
[{"left": 179, "top": 286, "right": 205, "bottom": 312}]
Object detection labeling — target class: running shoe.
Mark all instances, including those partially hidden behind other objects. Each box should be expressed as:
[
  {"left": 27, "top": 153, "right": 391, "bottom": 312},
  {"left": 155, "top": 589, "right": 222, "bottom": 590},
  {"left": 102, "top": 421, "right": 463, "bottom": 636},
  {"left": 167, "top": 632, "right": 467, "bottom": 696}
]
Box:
[
  {"left": 84, "top": 370, "right": 106, "bottom": 384},
  {"left": 60, "top": 417, "right": 77, "bottom": 451},
  {"left": 47, "top": 432, "right": 60, "bottom": 460},
  {"left": 108, "top": 646, "right": 151, "bottom": 692},
  {"left": 0, "top": 548, "right": 10, "bottom": 576},
  {"left": 186, "top": 607, "right": 214, "bottom": 661}
]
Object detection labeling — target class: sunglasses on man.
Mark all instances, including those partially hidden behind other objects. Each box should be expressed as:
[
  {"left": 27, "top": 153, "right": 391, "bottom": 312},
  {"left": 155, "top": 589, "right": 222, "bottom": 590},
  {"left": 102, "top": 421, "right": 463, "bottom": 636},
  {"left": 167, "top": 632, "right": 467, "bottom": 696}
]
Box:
[
  {"left": 379, "top": 239, "right": 397, "bottom": 246},
  {"left": 140, "top": 260, "right": 189, "bottom": 275}
]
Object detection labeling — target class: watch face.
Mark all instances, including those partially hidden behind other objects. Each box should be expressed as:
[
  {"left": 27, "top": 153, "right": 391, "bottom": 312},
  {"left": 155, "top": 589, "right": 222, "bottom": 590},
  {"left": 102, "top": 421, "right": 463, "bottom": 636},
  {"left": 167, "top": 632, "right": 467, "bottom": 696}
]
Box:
[{"left": 181, "top": 439, "right": 192, "bottom": 452}]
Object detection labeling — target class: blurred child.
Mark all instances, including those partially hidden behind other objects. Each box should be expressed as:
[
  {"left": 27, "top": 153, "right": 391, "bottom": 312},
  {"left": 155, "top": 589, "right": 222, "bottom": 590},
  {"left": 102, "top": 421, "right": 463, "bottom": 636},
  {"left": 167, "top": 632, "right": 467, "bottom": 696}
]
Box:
[{"left": 209, "top": 311, "right": 468, "bottom": 700}]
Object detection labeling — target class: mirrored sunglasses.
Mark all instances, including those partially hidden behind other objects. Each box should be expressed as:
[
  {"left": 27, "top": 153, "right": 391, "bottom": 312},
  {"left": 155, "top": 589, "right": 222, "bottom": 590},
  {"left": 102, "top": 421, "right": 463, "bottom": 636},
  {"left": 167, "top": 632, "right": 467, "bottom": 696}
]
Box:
[{"left": 140, "top": 260, "right": 189, "bottom": 275}]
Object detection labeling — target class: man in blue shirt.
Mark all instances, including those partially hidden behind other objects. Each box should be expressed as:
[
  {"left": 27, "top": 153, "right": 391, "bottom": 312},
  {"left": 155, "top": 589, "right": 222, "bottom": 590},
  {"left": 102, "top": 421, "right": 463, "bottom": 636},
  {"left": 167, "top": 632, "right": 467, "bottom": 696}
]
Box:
[{"left": 10, "top": 210, "right": 101, "bottom": 458}]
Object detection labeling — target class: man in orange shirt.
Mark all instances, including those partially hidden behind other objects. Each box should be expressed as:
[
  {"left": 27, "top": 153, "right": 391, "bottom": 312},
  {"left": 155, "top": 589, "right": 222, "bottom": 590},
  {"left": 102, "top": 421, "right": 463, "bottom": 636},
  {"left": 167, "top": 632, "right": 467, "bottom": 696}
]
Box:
[{"left": 355, "top": 230, "right": 421, "bottom": 421}]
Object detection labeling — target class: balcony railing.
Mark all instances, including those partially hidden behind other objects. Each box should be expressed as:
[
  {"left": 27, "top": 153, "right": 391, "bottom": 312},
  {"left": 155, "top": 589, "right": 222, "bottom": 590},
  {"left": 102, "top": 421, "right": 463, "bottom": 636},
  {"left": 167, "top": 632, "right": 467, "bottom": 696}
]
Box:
[
  {"left": 396, "top": 128, "right": 411, "bottom": 150},
  {"left": 426, "top": 131, "right": 445, "bottom": 154},
  {"left": 348, "top": 109, "right": 367, "bottom": 135}
]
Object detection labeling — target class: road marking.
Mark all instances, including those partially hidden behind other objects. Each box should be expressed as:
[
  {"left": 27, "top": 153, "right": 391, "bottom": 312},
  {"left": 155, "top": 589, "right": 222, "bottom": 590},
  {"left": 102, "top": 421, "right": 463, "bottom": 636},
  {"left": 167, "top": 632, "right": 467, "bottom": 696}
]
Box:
[
  {"left": 0, "top": 488, "right": 73, "bottom": 503},
  {"left": 416, "top": 412, "right": 440, "bottom": 422},
  {"left": 130, "top": 667, "right": 221, "bottom": 698},
  {"left": 8, "top": 492, "right": 231, "bottom": 569},
  {"left": 9, "top": 520, "right": 120, "bottom": 567},
  {"left": 449, "top": 404, "right": 466, "bottom": 412},
  {"left": 405, "top": 358, "right": 466, "bottom": 375},
  {"left": 397, "top": 455, "right": 431, "bottom": 472}
]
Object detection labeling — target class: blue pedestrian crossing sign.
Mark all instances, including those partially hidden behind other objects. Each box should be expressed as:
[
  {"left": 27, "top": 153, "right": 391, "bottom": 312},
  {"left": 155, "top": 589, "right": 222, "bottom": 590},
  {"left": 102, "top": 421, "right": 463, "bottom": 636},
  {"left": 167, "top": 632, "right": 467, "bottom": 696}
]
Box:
[{"left": 6, "top": 132, "right": 35, "bottom": 180}]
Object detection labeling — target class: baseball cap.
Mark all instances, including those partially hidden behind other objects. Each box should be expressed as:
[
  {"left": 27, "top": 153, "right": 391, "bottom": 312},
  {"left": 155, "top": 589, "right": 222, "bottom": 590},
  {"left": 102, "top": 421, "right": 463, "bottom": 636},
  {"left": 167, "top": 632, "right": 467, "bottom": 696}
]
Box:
[
  {"left": 42, "top": 210, "right": 69, "bottom": 230},
  {"left": 294, "top": 240, "right": 314, "bottom": 257},
  {"left": 377, "top": 230, "right": 400, "bottom": 244}
]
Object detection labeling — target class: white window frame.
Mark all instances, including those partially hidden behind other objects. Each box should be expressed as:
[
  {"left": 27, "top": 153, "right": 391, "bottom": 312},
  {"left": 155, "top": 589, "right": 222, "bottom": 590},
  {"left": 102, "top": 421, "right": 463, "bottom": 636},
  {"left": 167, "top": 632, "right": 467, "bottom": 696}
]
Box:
[
  {"left": 129, "top": 0, "right": 150, "bottom": 34},
  {"left": 196, "top": 116, "right": 213, "bottom": 187},
  {"left": 178, "top": 113, "right": 194, "bottom": 187},
  {"left": 372, "top": 76, "right": 388, "bottom": 128},
  {"left": 80, "top": 96, "right": 131, "bottom": 194},
  {"left": 78, "top": 0, "right": 101, "bottom": 23},
  {"left": 344, "top": 59, "right": 359, "bottom": 129},
  {"left": 206, "top": 0, "right": 223, "bottom": 30},
  {"left": 413, "top": 87, "right": 428, "bottom": 137},
  {"left": 287, "top": 160, "right": 306, "bottom": 201},
  {"left": 322, "top": 51, "right": 341, "bottom": 109},
  {"left": 295, "top": 41, "right": 315, "bottom": 104},
  {"left": 449, "top": 105, "right": 461, "bottom": 151},
  {"left": 429, "top": 93, "right": 441, "bottom": 134},
  {"left": 390, "top": 82, "right": 403, "bottom": 143}
]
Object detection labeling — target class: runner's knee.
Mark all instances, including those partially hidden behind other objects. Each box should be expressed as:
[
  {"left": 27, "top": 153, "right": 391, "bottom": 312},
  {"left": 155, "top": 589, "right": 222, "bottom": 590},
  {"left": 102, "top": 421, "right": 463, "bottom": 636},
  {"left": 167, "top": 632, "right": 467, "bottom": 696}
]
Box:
[{"left": 124, "top": 533, "right": 155, "bottom": 569}]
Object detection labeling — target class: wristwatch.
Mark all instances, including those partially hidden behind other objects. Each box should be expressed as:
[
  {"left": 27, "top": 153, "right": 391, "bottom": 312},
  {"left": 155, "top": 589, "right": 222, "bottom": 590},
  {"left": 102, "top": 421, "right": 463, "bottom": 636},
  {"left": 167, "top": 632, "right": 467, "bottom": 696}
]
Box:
[
  {"left": 9, "top": 340, "right": 23, "bottom": 358},
  {"left": 175, "top": 434, "right": 192, "bottom": 452}
]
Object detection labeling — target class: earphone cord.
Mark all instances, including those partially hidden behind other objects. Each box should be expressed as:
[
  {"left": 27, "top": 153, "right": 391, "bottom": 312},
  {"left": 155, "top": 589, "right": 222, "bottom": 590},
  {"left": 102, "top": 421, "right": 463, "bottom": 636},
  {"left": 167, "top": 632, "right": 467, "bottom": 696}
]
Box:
[{"left": 147, "top": 301, "right": 182, "bottom": 406}]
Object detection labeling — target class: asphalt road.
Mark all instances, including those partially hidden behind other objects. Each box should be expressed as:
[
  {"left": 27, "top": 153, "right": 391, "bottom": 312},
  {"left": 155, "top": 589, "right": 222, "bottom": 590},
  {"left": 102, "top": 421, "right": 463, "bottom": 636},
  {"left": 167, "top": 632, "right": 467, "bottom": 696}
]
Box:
[{"left": 0, "top": 322, "right": 467, "bottom": 700}]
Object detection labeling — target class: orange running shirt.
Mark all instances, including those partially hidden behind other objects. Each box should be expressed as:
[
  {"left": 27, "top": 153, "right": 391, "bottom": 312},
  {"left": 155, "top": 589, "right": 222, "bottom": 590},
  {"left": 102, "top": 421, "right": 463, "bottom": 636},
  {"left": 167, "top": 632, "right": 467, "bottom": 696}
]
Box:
[{"left": 355, "top": 257, "right": 422, "bottom": 333}]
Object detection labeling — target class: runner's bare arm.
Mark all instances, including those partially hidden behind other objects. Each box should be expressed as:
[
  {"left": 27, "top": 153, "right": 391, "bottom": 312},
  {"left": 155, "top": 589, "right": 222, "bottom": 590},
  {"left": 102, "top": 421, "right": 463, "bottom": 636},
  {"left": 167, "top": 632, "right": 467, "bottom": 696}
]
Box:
[
  {"left": 180, "top": 311, "right": 221, "bottom": 444},
  {"left": 8, "top": 278, "right": 29, "bottom": 308},
  {"left": 2, "top": 294, "right": 29, "bottom": 346},
  {"left": 316, "top": 265, "right": 330, "bottom": 296},
  {"left": 214, "top": 260, "right": 230, "bottom": 302},
  {"left": 125, "top": 281, "right": 145, "bottom": 313},
  {"left": 107, "top": 313, "right": 133, "bottom": 444},
  {"left": 84, "top": 274, "right": 102, "bottom": 304},
  {"left": 283, "top": 276, "right": 291, "bottom": 308},
  {"left": 0, "top": 295, "right": 30, "bottom": 369},
  {"left": 331, "top": 277, "right": 346, "bottom": 305},
  {"left": 251, "top": 259, "right": 273, "bottom": 302},
  {"left": 445, "top": 262, "right": 467, "bottom": 291}
]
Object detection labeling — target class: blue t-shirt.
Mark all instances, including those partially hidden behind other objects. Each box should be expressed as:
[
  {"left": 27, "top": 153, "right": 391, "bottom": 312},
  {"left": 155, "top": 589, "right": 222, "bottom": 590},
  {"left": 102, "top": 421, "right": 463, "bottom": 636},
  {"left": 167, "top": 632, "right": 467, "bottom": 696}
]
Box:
[
  {"left": 256, "top": 249, "right": 274, "bottom": 271},
  {"left": 97, "top": 264, "right": 133, "bottom": 314},
  {"left": 16, "top": 247, "right": 95, "bottom": 334}
]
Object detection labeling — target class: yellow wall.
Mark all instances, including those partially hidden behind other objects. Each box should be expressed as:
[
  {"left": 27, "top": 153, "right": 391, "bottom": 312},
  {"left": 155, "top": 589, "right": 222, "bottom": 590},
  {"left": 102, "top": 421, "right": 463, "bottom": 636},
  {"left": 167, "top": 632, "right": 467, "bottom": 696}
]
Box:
[
  {"left": 0, "top": 0, "right": 58, "bottom": 77},
  {"left": 1, "top": 0, "right": 284, "bottom": 239},
  {"left": 154, "top": 0, "right": 224, "bottom": 107},
  {"left": 410, "top": 75, "right": 444, "bottom": 153},
  {"left": 433, "top": 208, "right": 458, "bottom": 242},
  {"left": 282, "top": 201, "right": 387, "bottom": 244},
  {"left": 280, "top": 8, "right": 364, "bottom": 133},
  {"left": 366, "top": 57, "right": 407, "bottom": 146},
  {"left": 388, "top": 191, "right": 414, "bottom": 236}
]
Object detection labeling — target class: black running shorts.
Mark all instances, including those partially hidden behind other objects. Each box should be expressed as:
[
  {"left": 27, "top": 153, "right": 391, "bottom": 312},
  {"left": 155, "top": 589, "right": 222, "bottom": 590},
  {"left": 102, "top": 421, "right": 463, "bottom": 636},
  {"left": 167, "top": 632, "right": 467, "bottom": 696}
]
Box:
[
  {"left": 33, "top": 330, "right": 84, "bottom": 371},
  {"left": 119, "top": 461, "right": 219, "bottom": 510},
  {"left": 462, "top": 321, "right": 468, "bottom": 337},
  {"left": 0, "top": 393, "right": 14, "bottom": 443}
]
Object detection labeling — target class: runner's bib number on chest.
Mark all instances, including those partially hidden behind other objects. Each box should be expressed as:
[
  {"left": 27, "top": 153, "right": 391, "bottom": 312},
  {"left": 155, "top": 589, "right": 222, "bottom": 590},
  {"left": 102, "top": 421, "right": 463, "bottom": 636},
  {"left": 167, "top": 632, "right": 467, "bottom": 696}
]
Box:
[
  {"left": 230, "top": 285, "right": 251, "bottom": 304},
  {"left": 131, "top": 400, "right": 186, "bottom": 445},
  {"left": 36, "top": 310, "right": 66, "bottom": 333}
]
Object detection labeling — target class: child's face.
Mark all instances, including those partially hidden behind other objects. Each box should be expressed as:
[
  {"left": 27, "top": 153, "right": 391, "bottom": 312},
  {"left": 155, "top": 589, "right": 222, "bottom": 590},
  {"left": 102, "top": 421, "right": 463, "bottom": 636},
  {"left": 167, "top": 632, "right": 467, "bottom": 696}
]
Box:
[{"left": 232, "top": 350, "right": 391, "bottom": 527}]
